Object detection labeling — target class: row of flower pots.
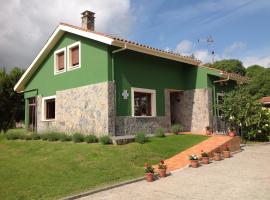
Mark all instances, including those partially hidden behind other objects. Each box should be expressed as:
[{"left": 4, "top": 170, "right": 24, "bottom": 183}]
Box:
[
  {"left": 144, "top": 160, "right": 167, "bottom": 182},
  {"left": 189, "top": 144, "right": 231, "bottom": 168}
]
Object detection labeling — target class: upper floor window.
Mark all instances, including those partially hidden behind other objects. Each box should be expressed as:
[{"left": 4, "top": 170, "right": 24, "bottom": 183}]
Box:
[
  {"left": 131, "top": 87, "right": 156, "bottom": 117},
  {"left": 67, "top": 41, "right": 81, "bottom": 70},
  {"left": 54, "top": 48, "right": 66, "bottom": 74}
]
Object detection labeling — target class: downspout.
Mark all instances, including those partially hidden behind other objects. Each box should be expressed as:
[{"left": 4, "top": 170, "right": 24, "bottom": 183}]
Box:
[
  {"left": 111, "top": 43, "right": 127, "bottom": 136},
  {"left": 213, "top": 74, "right": 230, "bottom": 133}
]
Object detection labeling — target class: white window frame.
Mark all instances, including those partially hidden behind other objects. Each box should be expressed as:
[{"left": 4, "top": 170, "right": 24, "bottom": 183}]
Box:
[
  {"left": 216, "top": 93, "right": 224, "bottom": 117},
  {"left": 54, "top": 47, "right": 66, "bottom": 75},
  {"left": 41, "top": 95, "right": 56, "bottom": 121},
  {"left": 131, "top": 87, "right": 156, "bottom": 117},
  {"left": 67, "top": 41, "right": 81, "bottom": 71}
]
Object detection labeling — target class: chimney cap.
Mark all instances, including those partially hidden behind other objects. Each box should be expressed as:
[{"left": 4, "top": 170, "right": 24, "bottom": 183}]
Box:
[{"left": 81, "top": 10, "right": 95, "bottom": 16}]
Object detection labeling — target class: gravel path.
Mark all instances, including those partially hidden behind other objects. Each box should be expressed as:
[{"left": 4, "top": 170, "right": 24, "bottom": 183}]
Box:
[{"left": 79, "top": 144, "right": 270, "bottom": 200}]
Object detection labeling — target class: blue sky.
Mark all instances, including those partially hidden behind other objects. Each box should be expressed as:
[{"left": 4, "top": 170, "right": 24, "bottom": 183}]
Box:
[
  {"left": 1, "top": 0, "right": 270, "bottom": 69},
  {"left": 127, "top": 0, "right": 270, "bottom": 66}
]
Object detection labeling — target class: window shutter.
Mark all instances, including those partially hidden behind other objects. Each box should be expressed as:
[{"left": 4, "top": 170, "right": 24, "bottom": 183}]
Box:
[
  {"left": 57, "top": 52, "right": 64, "bottom": 70},
  {"left": 71, "top": 46, "right": 79, "bottom": 66}
]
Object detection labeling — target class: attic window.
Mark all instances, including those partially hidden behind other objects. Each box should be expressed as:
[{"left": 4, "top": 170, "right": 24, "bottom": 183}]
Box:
[
  {"left": 54, "top": 48, "right": 66, "bottom": 74},
  {"left": 67, "top": 41, "right": 81, "bottom": 70}
]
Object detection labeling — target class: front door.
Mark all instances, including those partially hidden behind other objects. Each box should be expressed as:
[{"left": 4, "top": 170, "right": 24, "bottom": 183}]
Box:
[
  {"left": 28, "top": 97, "right": 37, "bottom": 132},
  {"left": 170, "top": 91, "right": 181, "bottom": 124}
]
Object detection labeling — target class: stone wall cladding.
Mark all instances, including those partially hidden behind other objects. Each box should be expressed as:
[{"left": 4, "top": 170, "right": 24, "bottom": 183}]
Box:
[
  {"left": 115, "top": 116, "right": 170, "bottom": 136},
  {"left": 179, "top": 88, "right": 213, "bottom": 132},
  {"left": 36, "top": 81, "right": 115, "bottom": 136}
]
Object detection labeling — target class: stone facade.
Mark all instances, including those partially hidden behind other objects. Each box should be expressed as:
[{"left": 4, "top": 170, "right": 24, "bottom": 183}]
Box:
[
  {"left": 115, "top": 116, "right": 170, "bottom": 136},
  {"left": 36, "top": 81, "right": 115, "bottom": 136},
  {"left": 177, "top": 88, "right": 213, "bottom": 132}
]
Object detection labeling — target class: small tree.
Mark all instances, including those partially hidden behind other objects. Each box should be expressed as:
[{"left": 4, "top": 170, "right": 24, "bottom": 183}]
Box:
[{"left": 218, "top": 87, "right": 270, "bottom": 141}]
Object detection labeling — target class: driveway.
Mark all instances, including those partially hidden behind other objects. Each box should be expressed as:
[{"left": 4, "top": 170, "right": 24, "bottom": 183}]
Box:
[{"left": 78, "top": 144, "right": 270, "bottom": 200}]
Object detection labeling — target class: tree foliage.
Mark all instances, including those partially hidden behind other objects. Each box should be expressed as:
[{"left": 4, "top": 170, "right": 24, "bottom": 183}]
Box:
[
  {"left": 219, "top": 87, "right": 270, "bottom": 141},
  {"left": 246, "top": 65, "right": 265, "bottom": 78},
  {"left": 210, "top": 59, "right": 246, "bottom": 76},
  {"left": 0, "top": 68, "right": 24, "bottom": 132}
]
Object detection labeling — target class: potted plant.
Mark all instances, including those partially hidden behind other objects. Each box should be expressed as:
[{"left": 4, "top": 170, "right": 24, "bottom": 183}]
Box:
[
  {"left": 228, "top": 127, "right": 236, "bottom": 137},
  {"left": 223, "top": 144, "right": 230, "bottom": 158},
  {"left": 144, "top": 163, "right": 154, "bottom": 182},
  {"left": 189, "top": 155, "right": 199, "bottom": 168},
  {"left": 213, "top": 149, "right": 222, "bottom": 161},
  {"left": 205, "top": 126, "right": 212, "bottom": 135},
  {"left": 170, "top": 124, "right": 183, "bottom": 135},
  {"left": 201, "top": 150, "right": 210, "bottom": 164},
  {"left": 158, "top": 160, "right": 167, "bottom": 177}
]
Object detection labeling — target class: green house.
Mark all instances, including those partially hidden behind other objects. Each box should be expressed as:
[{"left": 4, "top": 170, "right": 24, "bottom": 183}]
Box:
[{"left": 14, "top": 11, "right": 247, "bottom": 136}]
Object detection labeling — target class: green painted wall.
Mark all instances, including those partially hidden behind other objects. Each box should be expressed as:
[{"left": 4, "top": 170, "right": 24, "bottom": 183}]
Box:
[
  {"left": 113, "top": 50, "right": 219, "bottom": 116},
  {"left": 24, "top": 32, "right": 111, "bottom": 97}
]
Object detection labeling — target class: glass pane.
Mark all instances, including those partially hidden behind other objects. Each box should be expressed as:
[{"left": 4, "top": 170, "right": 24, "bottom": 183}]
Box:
[
  {"left": 134, "top": 92, "right": 151, "bottom": 116},
  {"left": 46, "top": 99, "right": 55, "bottom": 119}
]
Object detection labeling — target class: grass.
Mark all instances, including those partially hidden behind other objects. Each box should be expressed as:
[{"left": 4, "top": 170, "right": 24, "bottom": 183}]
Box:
[{"left": 0, "top": 130, "right": 207, "bottom": 200}]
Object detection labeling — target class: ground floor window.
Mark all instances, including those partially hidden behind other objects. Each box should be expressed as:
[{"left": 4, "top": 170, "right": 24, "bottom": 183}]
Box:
[
  {"left": 42, "top": 96, "right": 56, "bottom": 121},
  {"left": 131, "top": 87, "right": 156, "bottom": 117}
]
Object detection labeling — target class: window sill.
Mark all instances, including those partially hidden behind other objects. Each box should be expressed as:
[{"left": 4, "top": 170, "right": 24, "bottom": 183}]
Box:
[
  {"left": 132, "top": 116, "right": 156, "bottom": 118},
  {"left": 42, "top": 119, "right": 55, "bottom": 122},
  {"left": 68, "top": 65, "right": 80, "bottom": 71}
]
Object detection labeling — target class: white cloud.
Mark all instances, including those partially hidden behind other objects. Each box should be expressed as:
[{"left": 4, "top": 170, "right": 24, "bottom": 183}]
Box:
[
  {"left": 0, "top": 0, "right": 133, "bottom": 69},
  {"left": 175, "top": 40, "right": 193, "bottom": 54},
  {"left": 223, "top": 42, "right": 246, "bottom": 56},
  {"left": 242, "top": 55, "right": 270, "bottom": 67}
]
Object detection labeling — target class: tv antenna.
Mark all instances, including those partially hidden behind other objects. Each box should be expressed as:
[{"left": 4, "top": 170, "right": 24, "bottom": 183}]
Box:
[{"left": 197, "top": 35, "right": 215, "bottom": 63}]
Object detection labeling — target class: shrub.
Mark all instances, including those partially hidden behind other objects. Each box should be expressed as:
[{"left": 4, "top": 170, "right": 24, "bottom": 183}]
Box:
[
  {"left": 85, "top": 134, "right": 98, "bottom": 143},
  {"left": 154, "top": 128, "right": 165, "bottom": 137},
  {"left": 47, "top": 132, "right": 61, "bottom": 141},
  {"left": 25, "top": 135, "right": 33, "bottom": 140},
  {"left": 31, "top": 133, "right": 40, "bottom": 140},
  {"left": 170, "top": 124, "right": 184, "bottom": 134},
  {"left": 40, "top": 133, "right": 49, "bottom": 141},
  {"left": 135, "top": 132, "right": 148, "bottom": 144},
  {"left": 60, "top": 134, "right": 72, "bottom": 142},
  {"left": 144, "top": 163, "right": 154, "bottom": 173},
  {"left": 72, "top": 133, "right": 84, "bottom": 143},
  {"left": 5, "top": 132, "right": 22, "bottom": 140},
  {"left": 99, "top": 135, "right": 111, "bottom": 145}
]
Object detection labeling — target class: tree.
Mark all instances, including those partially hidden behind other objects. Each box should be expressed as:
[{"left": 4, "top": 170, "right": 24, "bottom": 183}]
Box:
[
  {"left": 246, "top": 65, "right": 265, "bottom": 78},
  {"left": 211, "top": 59, "right": 246, "bottom": 76},
  {"left": 219, "top": 87, "right": 270, "bottom": 141},
  {"left": 0, "top": 67, "right": 24, "bottom": 132}
]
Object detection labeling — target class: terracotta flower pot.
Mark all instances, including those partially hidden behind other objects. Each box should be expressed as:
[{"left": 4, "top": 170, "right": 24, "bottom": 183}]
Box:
[
  {"left": 202, "top": 156, "right": 209, "bottom": 164},
  {"left": 205, "top": 130, "right": 211, "bottom": 135},
  {"left": 190, "top": 160, "right": 199, "bottom": 168},
  {"left": 223, "top": 150, "right": 230, "bottom": 158},
  {"left": 159, "top": 168, "right": 166, "bottom": 177},
  {"left": 228, "top": 131, "right": 235, "bottom": 137},
  {"left": 213, "top": 153, "right": 222, "bottom": 161},
  {"left": 145, "top": 173, "right": 154, "bottom": 182}
]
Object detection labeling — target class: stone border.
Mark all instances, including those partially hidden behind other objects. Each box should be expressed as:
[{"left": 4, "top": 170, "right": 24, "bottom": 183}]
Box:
[
  {"left": 61, "top": 177, "right": 144, "bottom": 200},
  {"left": 241, "top": 142, "right": 270, "bottom": 146}
]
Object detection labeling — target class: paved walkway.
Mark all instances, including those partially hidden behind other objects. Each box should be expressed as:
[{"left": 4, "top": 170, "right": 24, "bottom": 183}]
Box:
[
  {"left": 79, "top": 144, "right": 270, "bottom": 200},
  {"left": 153, "top": 134, "right": 238, "bottom": 172}
]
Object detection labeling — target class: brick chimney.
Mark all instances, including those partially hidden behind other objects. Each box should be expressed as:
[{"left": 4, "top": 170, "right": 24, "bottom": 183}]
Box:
[{"left": 81, "top": 10, "right": 95, "bottom": 31}]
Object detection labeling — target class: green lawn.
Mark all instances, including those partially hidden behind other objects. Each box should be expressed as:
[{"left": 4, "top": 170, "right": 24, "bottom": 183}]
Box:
[{"left": 0, "top": 131, "right": 207, "bottom": 200}]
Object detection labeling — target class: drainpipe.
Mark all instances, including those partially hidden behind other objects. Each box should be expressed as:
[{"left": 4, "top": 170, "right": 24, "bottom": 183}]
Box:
[
  {"left": 111, "top": 43, "right": 127, "bottom": 137},
  {"left": 212, "top": 74, "right": 230, "bottom": 133}
]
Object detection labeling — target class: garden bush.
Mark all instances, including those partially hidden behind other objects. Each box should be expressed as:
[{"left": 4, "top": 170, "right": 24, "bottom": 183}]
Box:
[
  {"left": 40, "top": 133, "right": 49, "bottom": 141},
  {"left": 85, "top": 134, "right": 98, "bottom": 143},
  {"left": 72, "top": 133, "right": 84, "bottom": 143},
  {"left": 135, "top": 132, "right": 148, "bottom": 144},
  {"left": 99, "top": 135, "right": 111, "bottom": 145},
  {"left": 31, "top": 133, "right": 40, "bottom": 140},
  {"left": 154, "top": 128, "right": 165, "bottom": 137},
  {"left": 170, "top": 124, "right": 184, "bottom": 134},
  {"left": 60, "top": 134, "right": 72, "bottom": 142},
  {"left": 47, "top": 132, "right": 62, "bottom": 141},
  {"left": 5, "top": 132, "right": 22, "bottom": 140}
]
